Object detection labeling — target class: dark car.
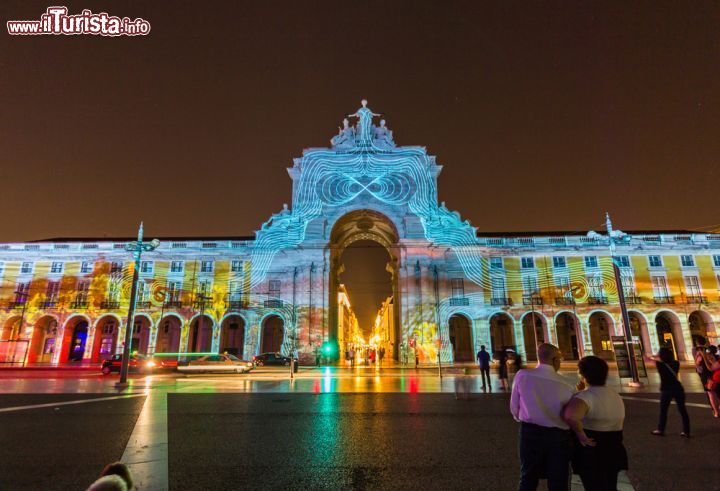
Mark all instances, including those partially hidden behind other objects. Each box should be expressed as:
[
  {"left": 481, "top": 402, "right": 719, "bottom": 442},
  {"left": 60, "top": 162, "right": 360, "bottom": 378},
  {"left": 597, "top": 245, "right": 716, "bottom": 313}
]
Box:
[
  {"left": 253, "top": 352, "right": 293, "bottom": 366},
  {"left": 101, "top": 354, "right": 165, "bottom": 375}
]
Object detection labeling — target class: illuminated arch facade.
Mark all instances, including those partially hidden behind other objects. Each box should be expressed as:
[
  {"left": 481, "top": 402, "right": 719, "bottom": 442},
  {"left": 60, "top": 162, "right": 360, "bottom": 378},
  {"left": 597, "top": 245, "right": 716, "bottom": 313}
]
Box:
[{"left": 1, "top": 101, "right": 719, "bottom": 364}]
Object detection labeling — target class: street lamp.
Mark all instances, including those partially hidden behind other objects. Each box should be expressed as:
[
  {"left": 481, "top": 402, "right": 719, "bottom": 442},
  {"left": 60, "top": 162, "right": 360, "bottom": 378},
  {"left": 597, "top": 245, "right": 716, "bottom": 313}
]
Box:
[
  {"left": 587, "top": 213, "right": 641, "bottom": 387},
  {"left": 117, "top": 222, "right": 160, "bottom": 388}
]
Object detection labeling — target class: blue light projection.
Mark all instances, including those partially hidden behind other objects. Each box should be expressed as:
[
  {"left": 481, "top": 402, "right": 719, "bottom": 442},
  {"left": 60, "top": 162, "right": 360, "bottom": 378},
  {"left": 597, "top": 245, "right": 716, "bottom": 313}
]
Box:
[{"left": 249, "top": 100, "right": 485, "bottom": 289}]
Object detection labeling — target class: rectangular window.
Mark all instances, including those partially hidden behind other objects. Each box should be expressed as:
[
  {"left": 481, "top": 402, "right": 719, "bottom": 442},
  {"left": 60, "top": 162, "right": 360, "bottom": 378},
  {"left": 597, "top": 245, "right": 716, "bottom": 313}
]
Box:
[
  {"left": 651, "top": 276, "right": 669, "bottom": 297},
  {"left": 713, "top": 255, "right": 720, "bottom": 268},
  {"left": 584, "top": 256, "right": 598, "bottom": 268},
  {"left": 616, "top": 256, "right": 631, "bottom": 268},
  {"left": 521, "top": 257, "right": 535, "bottom": 269},
  {"left": 76, "top": 281, "right": 90, "bottom": 302},
  {"left": 269, "top": 280, "right": 281, "bottom": 297},
  {"left": 140, "top": 261, "right": 153, "bottom": 274},
  {"left": 46, "top": 281, "right": 60, "bottom": 300},
  {"left": 200, "top": 260, "right": 214, "bottom": 273},
  {"left": 50, "top": 262, "right": 63, "bottom": 274},
  {"left": 587, "top": 274, "right": 604, "bottom": 297},
  {"left": 231, "top": 260, "right": 243, "bottom": 273},
  {"left": 491, "top": 277, "right": 506, "bottom": 299},
  {"left": 489, "top": 257, "right": 503, "bottom": 269},
  {"left": 108, "top": 278, "right": 121, "bottom": 301},
  {"left": 170, "top": 261, "right": 184, "bottom": 273},
  {"left": 620, "top": 273, "right": 635, "bottom": 297},
  {"left": 20, "top": 262, "right": 33, "bottom": 274},
  {"left": 15, "top": 282, "right": 30, "bottom": 303},
  {"left": 110, "top": 261, "right": 123, "bottom": 274},
  {"left": 680, "top": 255, "right": 695, "bottom": 267},
  {"left": 684, "top": 275, "right": 701, "bottom": 296},
  {"left": 648, "top": 255, "right": 662, "bottom": 268},
  {"left": 522, "top": 276, "right": 538, "bottom": 295},
  {"left": 552, "top": 257, "right": 566, "bottom": 268},
  {"left": 228, "top": 281, "right": 242, "bottom": 301},
  {"left": 80, "top": 261, "right": 93, "bottom": 274},
  {"left": 167, "top": 281, "right": 182, "bottom": 302},
  {"left": 137, "top": 281, "right": 151, "bottom": 303},
  {"left": 451, "top": 278, "right": 465, "bottom": 298},
  {"left": 554, "top": 276, "right": 570, "bottom": 297}
]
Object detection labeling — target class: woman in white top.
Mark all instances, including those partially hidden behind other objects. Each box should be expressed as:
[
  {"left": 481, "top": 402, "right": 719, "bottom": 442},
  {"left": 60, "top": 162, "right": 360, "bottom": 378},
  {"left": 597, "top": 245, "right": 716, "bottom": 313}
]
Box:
[{"left": 563, "top": 356, "right": 628, "bottom": 491}]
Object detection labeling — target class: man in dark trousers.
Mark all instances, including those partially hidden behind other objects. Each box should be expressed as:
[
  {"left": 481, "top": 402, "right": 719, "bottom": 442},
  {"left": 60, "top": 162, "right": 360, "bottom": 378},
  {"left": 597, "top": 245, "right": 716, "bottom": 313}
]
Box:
[
  {"left": 476, "top": 345, "right": 491, "bottom": 391},
  {"left": 510, "top": 343, "right": 575, "bottom": 491}
]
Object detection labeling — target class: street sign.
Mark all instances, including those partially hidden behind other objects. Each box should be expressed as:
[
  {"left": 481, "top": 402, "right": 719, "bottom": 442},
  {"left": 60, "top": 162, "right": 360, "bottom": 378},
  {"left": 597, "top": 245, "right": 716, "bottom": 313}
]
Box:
[{"left": 611, "top": 336, "right": 647, "bottom": 379}]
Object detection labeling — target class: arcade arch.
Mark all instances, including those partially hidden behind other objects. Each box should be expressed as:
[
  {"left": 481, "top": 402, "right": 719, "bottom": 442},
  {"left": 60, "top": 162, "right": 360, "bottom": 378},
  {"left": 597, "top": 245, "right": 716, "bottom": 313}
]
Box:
[
  {"left": 555, "top": 312, "right": 580, "bottom": 361},
  {"left": 655, "top": 311, "right": 685, "bottom": 359},
  {"left": 156, "top": 315, "right": 182, "bottom": 354},
  {"left": 448, "top": 313, "right": 473, "bottom": 362},
  {"left": 28, "top": 315, "right": 58, "bottom": 364},
  {"left": 92, "top": 315, "right": 120, "bottom": 362},
  {"left": 1, "top": 316, "right": 22, "bottom": 341},
  {"left": 220, "top": 314, "right": 246, "bottom": 357},
  {"left": 588, "top": 311, "right": 614, "bottom": 360},
  {"left": 131, "top": 315, "right": 152, "bottom": 355},
  {"left": 188, "top": 314, "right": 213, "bottom": 353},
  {"left": 489, "top": 313, "right": 515, "bottom": 354},
  {"left": 62, "top": 316, "right": 91, "bottom": 362},
  {"left": 628, "top": 311, "right": 651, "bottom": 355},
  {"left": 260, "top": 314, "right": 284, "bottom": 353},
  {"left": 521, "top": 312, "right": 547, "bottom": 362},
  {"left": 688, "top": 310, "right": 713, "bottom": 347}
]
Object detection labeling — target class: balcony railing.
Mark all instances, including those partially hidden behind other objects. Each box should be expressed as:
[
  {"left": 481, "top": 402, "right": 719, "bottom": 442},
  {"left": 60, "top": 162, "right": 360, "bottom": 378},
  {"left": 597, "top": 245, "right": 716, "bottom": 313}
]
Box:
[
  {"left": 653, "top": 295, "right": 675, "bottom": 304},
  {"left": 264, "top": 299, "right": 284, "bottom": 309},
  {"left": 135, "top": 301, "right": 152, "bottom": 309},
  {"left": 490, "top": 297, "right": 512, "bottom": 306},
  {"left": 522, "top": 295, "right": 543, "bottom": 306},
  {"left": 588, "top": 295, "right": 609, "bottom": 305},
  {"left": 164, "top": 299, "right": 183, "bottom": 308},
  {"left": 101, "top": 300, "right": 121, "bottom": 309},
  {"left": 555, "top": 297, "right": 575, "bottom": 306},
  {"left": 9, "top": 300, "right": 27, "bottom": 309},
  {"left": 41, "top": 300, "right": 58, "bottom": 309},
  {"left": 194, "top": 299, "right": 213, "bottom": 310},
  {"left": 225, "top": 300, "right": 249, "bottom": 310},
  {"left": 449, "top": 297, "right": 470, "bottom": 307},
  {"left": 686, "top": 295, "right": 708, "bottom": 305},
  {"left": 624, "top": 295, "right": 643, "bottom": 304},
  {"left": 70, "top": 299, "right": 89, "bottom": 309}
]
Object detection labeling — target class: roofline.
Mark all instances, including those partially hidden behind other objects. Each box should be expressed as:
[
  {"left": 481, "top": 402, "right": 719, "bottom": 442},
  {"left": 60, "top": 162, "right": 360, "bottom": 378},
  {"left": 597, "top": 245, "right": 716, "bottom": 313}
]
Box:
[{"left": 28, "top": 236, "right": 256, "bottom": 243}]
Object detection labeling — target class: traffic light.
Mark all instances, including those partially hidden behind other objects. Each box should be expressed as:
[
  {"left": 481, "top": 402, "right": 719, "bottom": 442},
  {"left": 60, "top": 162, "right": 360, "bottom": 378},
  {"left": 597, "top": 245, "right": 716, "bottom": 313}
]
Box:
[{"left": 321, "top": 341, "right": 339, "bottom": 360}]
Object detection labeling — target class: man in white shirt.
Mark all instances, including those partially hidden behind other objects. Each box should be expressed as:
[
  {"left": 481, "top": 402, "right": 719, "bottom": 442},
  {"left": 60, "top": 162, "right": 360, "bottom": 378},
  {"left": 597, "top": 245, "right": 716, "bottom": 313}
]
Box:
[{"left": 510, "top": 343, "right": 575, "bottom": 491}]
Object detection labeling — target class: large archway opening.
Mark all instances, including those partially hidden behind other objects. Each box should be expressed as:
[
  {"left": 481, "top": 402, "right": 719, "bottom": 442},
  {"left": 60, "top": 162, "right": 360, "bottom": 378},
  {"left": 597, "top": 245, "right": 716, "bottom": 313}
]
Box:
[
  {"left": 448, "top": 314, "right": 473, "bottom": 362},
  {"left": 555, "top": 312, "right": 580, "bottom": 361},
  {"left": 522, "top": 312, "right": 546, "bottom": 361},
  {"left": 588, "top": 312, "right": 614, "bottom": 360},
  {"left": 261, "top": 315, "right": 284, "bottom": 353},
  {"left": 91, "top": 315, "right": 119, "bottom": 362},
  {"left": 189, "top": 315, "right": 213, "bottom": 353},
  {"left": 489, "top": 313, "right": 515, "bottom": 355},
  {"left": 131, "top": 315, "right": 152, "bottom": 355},
  {"left": 628, "top": 311, "right": 651, "bottom": 355},
  {"left": 64, "top": 317, "right": 90, "bottom": 362},
  {"left": 220, "top": 315, "right": 246, "bottom": 357},
  {"left": 1, "top": 316, "right": 22, "bottom": 341},
  {"left": 328, "top": 210, "right": 400, "bottom": 361},
  {"left": 688, "top": 310, "right": 713, "bottom": 347},
  {"left": 655, "top": 311, "right": 685, "bottom": 359},
  {"left": 28, "top": 316, "right": 58, "bottom": 364},
  {"left": 156, "top": 315, "right": 182, "bottom": 353}
]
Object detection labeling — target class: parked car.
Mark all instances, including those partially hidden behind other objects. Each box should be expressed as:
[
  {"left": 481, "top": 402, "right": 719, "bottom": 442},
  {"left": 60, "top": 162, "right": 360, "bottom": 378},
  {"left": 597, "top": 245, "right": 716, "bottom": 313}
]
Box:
[
  {"left": 253, "top": 352, "right": 294, "bottom": 366},
  {"left": 177, "top": 354, "right": 254, "bottom": 374},
  {"left": 101, "top": 354, "right": 165, "bottom": 375}
]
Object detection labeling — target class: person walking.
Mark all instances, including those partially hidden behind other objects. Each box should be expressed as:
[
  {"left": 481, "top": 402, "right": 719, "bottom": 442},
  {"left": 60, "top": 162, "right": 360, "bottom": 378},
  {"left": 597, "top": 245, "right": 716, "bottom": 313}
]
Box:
[
  {"left": 477, "top": 345, "right": 491, "bottom": 391},
  {"left": 349, "top": 347, "right": 355, "bottom": 367},
  {"left": 694, "top": 345, "right": 719, "bottom": 418},
  {"left": 510, "top": 343, "right": 575, "bottom": 491},
  {"left": 648, "top": 348, "right": 690, "bottom": 437},
  {"left": 700, "top": 345, "right": 720, "bottom": 417},
  {"left": 379, "top": 346, "right": 385, "bottom": 366},
  {"left": 563, "top": 356, "right": 628, "bottom": 491},
  {"left": 497, "top": 348, "right": 509, "bottom": 391}
]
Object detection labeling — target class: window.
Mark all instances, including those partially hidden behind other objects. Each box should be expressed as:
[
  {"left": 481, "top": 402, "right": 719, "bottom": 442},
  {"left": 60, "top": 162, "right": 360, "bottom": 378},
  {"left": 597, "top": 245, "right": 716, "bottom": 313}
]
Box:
[
  {"left": 198, "top": 279, "right": 212, "bottom": 295},
  {"left": 489, "top": 257, "right": 503, "bottom": 269},
  {"left": 108, "top": 278, "right": 121, "bottom": 302},
  {"left": 521, "top": 257, "right": 535, "bottom": 269},
  {"left": 269, "top": 280, "right": 281, "bottom": 297},
  {"left": 20, "top": 262, "right": 33, "bottom": 274},
  {"left": 684, "top": 275, "right": 701, "bottom": 296},
  {"left": 200, "top": 260, "right": 214, "bottom": 273},
  {"left": 14, "top": 282, "right": 30, "bottom": 303},
  {"left": 451, "top": 278, "right": 465, "bottom": 298},
  {"left": 584, "top": 256, "right": 598, "bottom": 268},
  {"left": 138, "top": 281, "right": 151, "bottom": 303},
  {"left": 648, "top": 255, "right": 662, "bottom": 268},
  {"left": 552, "top": 257, "right": 566, "bottom": 268},
  {"left": 491, "top": 277, "right": 506, "bottom": 299},
  {"left": 231, "top": 260, "right": 243, "bottom": 273},
  {"left": 620, "top": 273, "right": 635, "bottom": 297},
  {"left": 50, "top": 262, "right": 63, "bottom": 274},
  {"left": 76, "top": 281, "right": 90, "bottom": 302},
  {"left": 80, "top": 261, "right": 93, "bottom": 274},
  {"left": 167, "top": 281, "right": 182, "bottom": 303},
  {"left": 554, "top": 276, "right": 570, "bottom": 297},
  {"left": 587, "top": 274, "right": 604, "bottom": 298},
  {"left": 140, "top": 261, "right": 153, "bottom": 274},
  {"left": 102, "top": 322, "right": 115, "bottom": 334},
  {"left": 170, "top": 261, "right": 184, "bottom": 273},
  {"left": 680, "top": 255, "right": 695, "bottom": 267},
  {"left": 46, "top": 281, "right": 60, "bottom": 300},
  {"left": 228, "top": 281, "right": 243, "bottom": 301},
  {"left": 651, "top": 276, "right": 669, "bottom": 297},
  {"left": 713, "top": 255, "right": 720, "bottom": 268},
  {"left": 110, "top": 261, "right": 123, "bottom": 274},
  {"left": 616, "top": 256, "right": 630, "bottom": 268}
]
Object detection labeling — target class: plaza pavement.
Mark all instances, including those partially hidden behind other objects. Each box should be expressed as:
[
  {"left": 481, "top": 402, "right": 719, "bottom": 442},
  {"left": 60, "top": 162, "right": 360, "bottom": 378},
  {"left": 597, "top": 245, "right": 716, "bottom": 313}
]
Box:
[{"left": 0, "top": 366, "right": 717, "bottom": 490}]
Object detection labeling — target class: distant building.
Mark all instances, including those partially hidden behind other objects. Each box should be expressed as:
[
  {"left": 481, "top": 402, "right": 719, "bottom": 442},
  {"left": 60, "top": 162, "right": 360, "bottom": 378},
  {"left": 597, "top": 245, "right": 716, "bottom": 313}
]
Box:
[{"left": 0, "top": 101, "right": 717, "bottom": 365}]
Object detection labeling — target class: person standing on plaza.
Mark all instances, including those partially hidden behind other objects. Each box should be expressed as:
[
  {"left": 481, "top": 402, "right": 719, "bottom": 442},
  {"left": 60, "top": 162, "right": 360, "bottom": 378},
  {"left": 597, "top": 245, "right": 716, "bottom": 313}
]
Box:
[
  {"left": 700, "top": 345, "right": 720, "bottom": 417},
  {"left": 647, "top": 348, "right": 690, "bottom": 437},
  {"left": 510, "top": 343, "right": 575, "bottom": 491},
  {"left": 477, "top": 345, "right": 491, "bottom": 391},
  {"left": 349, "top": 347, "right": 355, "bottom": 367},
  {"left": 694, "top": 345, "right": 719, "bottom": 418},
  {"left": 497, "top": 348, "right": 509, "bottom": 391},
  {"left": 563, "top": 356, "right": 628, "bottom": 491},
  {"left": 379, "top": 346, "right": 385, "bottom": 366}
]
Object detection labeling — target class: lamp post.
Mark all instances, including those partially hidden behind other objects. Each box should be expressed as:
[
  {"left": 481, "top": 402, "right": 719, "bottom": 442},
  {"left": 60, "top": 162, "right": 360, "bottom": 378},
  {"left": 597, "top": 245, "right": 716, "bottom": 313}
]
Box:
[
  {"left": 588, "top": 214, "right": 641, "bottom": 387},
  {"left": 117, "top": 222, "right": 160, "bottom": 388}
]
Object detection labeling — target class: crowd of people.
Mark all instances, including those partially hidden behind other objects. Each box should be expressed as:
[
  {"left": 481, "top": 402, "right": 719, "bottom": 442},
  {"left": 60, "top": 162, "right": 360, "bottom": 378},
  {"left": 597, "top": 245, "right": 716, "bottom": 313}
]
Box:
[
  {"left": 507, "top": 340, "right": 720, "bottom": 490},
  {"left": 344, "top": 345, "right": 386, "bottom": 366}
]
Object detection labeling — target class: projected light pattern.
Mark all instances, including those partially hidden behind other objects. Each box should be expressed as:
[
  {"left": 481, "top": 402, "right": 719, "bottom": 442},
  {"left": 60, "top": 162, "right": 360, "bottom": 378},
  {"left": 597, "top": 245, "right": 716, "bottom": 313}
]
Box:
[{"left": 249, "top": 100, "right": 484, "bottom": 289}]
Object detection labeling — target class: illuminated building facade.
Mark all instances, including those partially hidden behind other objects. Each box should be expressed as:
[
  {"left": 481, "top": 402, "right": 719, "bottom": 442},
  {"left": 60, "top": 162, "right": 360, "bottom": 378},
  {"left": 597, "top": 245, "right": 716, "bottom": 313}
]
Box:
[{"left": 0, "top": 101, "right": 718, "bottom": 365}]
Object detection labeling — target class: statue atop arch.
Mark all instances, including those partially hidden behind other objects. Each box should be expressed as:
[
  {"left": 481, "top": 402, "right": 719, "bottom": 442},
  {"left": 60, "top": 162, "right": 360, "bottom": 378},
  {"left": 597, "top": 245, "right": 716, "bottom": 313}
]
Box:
[{"left": 330, "top": 100, "right": 395, "bottom": 149}]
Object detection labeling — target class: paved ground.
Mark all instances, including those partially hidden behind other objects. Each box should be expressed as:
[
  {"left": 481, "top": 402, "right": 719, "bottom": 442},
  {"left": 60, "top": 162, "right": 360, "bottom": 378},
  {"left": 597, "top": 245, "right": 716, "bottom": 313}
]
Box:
[{"left": 0, "top": 367, "right": 717, "bottom": 490}]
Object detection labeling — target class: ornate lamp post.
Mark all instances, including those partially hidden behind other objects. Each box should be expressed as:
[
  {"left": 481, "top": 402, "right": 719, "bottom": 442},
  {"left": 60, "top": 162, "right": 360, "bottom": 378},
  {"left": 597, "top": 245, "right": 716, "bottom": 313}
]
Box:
[
  {"left": 117, "top": 222, "right": 160, "bottom": 388},
  {"left": 588, "top": 213, "right": 641, "bottom": 387}
]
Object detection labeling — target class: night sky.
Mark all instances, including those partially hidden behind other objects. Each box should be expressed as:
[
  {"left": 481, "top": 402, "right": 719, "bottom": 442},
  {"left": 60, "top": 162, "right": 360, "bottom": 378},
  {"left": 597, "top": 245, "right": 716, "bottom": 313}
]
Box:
[{"left": 1, "top": 1, "right": 719, "bottom": 243}]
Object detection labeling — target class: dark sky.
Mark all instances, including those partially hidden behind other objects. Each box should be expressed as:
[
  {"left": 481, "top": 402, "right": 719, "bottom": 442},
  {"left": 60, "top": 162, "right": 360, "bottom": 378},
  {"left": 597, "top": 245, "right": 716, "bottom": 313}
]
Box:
[{"left": 1, "top": 0, "right": 719, "bottom": 243}]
